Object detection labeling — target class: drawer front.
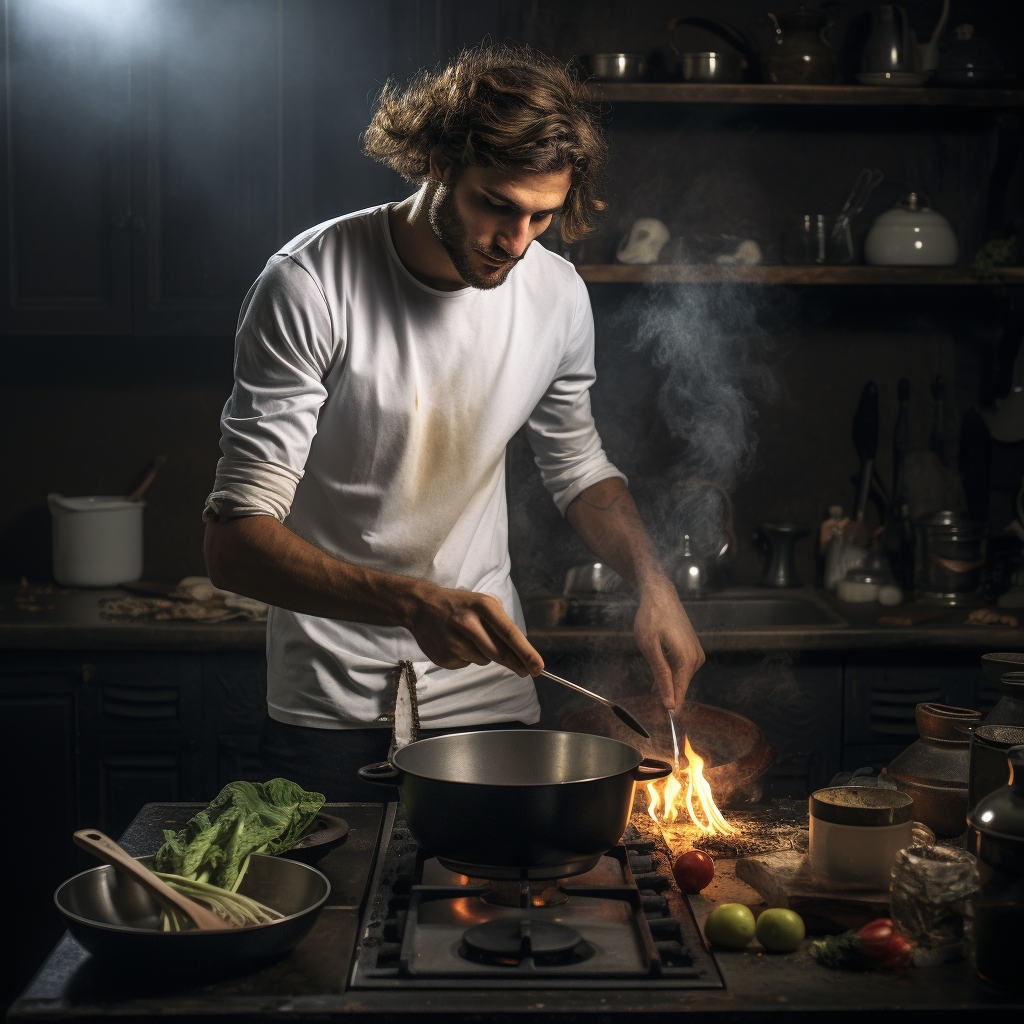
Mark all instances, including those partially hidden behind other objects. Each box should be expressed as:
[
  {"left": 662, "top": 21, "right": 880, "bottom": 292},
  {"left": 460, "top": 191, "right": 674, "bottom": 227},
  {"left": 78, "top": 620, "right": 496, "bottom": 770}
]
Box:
[
  {"left": 844, "top": 663, "right": 977, "bottom": 744},
  {"left": 76, "top": 654, "right": 202, "bottom": 734}
]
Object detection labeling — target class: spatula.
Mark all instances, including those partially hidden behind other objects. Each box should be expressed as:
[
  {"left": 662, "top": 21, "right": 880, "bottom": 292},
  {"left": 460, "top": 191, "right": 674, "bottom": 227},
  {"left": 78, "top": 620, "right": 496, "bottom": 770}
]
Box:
[
  {"left": 539, "top": 670, "right": 650, "bottom": 739},
  {"left": 73, "top": 829, "right": 234, "bottom": 931}
]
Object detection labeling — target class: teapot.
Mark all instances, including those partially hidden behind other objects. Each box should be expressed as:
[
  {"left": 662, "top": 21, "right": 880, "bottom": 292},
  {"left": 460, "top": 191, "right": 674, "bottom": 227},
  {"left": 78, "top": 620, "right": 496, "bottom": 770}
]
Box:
[
  {"left": 762, "top": 8, "right": 838, "bottom": 85},
  {"left": 864, "top": 193, "right": 958, "bottom": 267}
]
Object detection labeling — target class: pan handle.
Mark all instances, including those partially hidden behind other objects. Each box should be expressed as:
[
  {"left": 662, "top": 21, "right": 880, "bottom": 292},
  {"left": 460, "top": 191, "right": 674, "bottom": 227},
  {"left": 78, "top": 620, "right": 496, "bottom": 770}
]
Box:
[
  {"left": 357, "top": 761, "right": 403, "bottom": 785},
  {"left": 631, "top": 757, "right": 673, "bottom": 782}
]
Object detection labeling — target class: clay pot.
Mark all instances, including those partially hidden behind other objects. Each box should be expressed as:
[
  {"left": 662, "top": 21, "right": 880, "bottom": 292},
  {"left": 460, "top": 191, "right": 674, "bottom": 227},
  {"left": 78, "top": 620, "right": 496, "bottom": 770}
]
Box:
[{"left": 882, "top": 703, "right": 982, "bottom": 837}]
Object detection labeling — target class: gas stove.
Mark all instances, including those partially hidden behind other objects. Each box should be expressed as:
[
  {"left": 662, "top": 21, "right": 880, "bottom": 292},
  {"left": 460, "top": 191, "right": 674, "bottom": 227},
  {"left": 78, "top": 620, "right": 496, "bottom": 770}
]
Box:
[{"left": 350, "top": 804, "right": 724, "bottom": 989}]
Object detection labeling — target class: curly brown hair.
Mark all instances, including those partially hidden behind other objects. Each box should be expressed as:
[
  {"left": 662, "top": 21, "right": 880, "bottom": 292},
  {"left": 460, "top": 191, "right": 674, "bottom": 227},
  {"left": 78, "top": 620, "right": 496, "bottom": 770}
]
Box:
[{"left": 362, "top": 45, "right": 606, "bottom": 243}]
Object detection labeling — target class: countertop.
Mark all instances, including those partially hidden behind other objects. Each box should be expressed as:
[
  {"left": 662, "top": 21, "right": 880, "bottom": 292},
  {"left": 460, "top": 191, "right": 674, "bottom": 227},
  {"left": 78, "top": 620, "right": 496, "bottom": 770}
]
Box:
[
  {"left": 10, "top": 801, "right": 1021, "bottom": 1022},
  {"left": 2, "top": 584, "right": 1020, "bottom": 653}
]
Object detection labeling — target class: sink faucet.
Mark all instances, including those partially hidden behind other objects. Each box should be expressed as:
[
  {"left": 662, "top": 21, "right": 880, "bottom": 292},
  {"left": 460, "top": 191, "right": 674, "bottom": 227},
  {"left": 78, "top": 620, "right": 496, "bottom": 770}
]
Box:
[{"left": 676, "top": 534, "right": 709, "bottom": 599}]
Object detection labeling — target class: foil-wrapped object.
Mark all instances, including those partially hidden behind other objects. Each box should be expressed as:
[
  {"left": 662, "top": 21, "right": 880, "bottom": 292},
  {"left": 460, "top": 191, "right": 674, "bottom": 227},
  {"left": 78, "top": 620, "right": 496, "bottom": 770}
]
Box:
[{"left": 890, "top": 844, "right": 980, "bottom": 965}]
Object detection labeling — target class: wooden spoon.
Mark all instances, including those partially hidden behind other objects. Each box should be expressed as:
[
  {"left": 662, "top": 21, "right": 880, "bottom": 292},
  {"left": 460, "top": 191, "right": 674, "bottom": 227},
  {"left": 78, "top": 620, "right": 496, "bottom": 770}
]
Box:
[{"left": 73, "top": 829, "right": 233, "bottom": 931}]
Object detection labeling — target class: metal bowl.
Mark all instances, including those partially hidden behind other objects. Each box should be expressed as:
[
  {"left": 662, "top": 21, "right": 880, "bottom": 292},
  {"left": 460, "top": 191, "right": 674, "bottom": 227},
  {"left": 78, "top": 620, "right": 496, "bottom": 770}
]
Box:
[
  {"left": 55, "top": 853, "right": 330, "bottom": 976},
  {"left": 587, "top": 53, "right": 647, "bottom": 82},
  {"left": 678, "top": 51, "right": 745, "bottom": 83}
]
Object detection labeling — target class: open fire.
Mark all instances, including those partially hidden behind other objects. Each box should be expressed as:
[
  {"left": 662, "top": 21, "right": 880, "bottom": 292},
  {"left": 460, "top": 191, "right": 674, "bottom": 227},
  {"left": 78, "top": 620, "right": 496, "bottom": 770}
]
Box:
[{"left": 646, "top": 736, "right": 737, "bottom": 835}]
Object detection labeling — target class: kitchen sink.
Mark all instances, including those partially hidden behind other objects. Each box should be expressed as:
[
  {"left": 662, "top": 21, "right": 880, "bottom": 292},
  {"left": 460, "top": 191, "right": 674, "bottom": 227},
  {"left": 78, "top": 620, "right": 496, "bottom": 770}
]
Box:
[
  {"left": 525, "top": 588, "right": 847, "bottom": 631},
  {"left": 680, "top": 593, "right": 847, "bottom": 630}
]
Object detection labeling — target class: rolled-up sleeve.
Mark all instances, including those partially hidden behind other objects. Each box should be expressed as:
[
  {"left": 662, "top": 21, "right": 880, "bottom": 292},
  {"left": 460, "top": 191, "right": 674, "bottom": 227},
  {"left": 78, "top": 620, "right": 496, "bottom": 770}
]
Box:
[
  {"left": 523, "top": 275, "right": 627, "bottom": 515},
  {"left": 204, "top": 255, "right": 339, "bottom": 521}
]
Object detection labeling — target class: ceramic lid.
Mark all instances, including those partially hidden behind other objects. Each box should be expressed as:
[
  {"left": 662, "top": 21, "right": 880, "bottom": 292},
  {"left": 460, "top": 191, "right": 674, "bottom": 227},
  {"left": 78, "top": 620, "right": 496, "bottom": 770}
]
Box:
[
  {"left": 810, "top": 786, "right": 914, "bottom": 826},
  {"left": 968, "top": 745, "right": 1024, "bottom": 841},
  {"left": 47, "top": 494, "right": 142, "bottom": 513},
  {"left": 873, "top": 193, "right": 953, "bottom": 229}
]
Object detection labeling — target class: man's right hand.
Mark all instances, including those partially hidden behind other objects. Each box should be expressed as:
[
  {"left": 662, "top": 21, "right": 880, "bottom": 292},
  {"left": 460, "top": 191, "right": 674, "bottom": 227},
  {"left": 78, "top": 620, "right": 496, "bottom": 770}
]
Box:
[
  {"left": 206, "top": 516, "right": 543, "bottom": 678},
  {"left": 408, "top": 585, "right": 544, "bottom": 678}
]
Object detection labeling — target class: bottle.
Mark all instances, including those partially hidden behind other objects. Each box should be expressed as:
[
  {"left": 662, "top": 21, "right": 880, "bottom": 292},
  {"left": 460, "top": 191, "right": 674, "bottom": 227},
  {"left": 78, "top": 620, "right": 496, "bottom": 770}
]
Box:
[{"left": 820, "top": 505, "right": 849, "bottom": 590}]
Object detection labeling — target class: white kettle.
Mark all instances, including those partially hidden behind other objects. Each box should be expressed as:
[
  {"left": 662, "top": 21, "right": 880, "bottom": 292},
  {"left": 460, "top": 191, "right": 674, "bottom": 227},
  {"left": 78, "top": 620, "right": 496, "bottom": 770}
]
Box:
[
  {"left": 48, "top": 494, "right": 144, "bottom": 587},
  {"left": 864, "top": 192, "right": 958, "bottom": 266}
]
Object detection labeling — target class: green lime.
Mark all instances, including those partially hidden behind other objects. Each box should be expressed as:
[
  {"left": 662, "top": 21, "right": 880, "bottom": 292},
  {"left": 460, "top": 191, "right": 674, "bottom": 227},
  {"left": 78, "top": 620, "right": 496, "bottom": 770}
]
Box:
[
  {"left": 755, "top": 908, "right": 805, "bottom": 952},
  {"left": 704, "top": 903, "right": 756, "bottom": 948}
]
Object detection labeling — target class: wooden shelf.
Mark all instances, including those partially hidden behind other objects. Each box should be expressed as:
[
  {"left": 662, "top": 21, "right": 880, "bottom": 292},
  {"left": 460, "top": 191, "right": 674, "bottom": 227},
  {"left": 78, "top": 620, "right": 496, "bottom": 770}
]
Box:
[
  {"left": 575, "top": 264, "right": 1024, "bottom": 285},
  {"left": 586, "top": 82, "right": 1024, "bottom": 108}
]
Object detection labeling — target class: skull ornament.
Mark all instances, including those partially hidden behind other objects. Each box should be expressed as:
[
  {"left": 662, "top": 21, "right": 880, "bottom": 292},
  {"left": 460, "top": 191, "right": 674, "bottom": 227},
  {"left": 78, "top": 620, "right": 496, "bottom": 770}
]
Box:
[{"left": 616, "top": 218, "right": 670, "bottom": 264}]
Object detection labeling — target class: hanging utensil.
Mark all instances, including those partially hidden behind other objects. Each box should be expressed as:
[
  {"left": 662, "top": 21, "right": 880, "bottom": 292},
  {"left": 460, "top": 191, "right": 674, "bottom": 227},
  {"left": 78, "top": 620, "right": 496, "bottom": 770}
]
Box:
[
  {"left": 539, "top": 669, "right": 651, "bottom": 739},
  {"left": 73, "top": 829, "right": 233, "bottom": 931},
  {"left": 127, "top": 454, "right": 168, "bottom": 503},
  {"left": 844, "top": 381, "right": 880, "bottom": 547},
  {"left": 832, "top": 168, "right": 883, "bottom": 242}
]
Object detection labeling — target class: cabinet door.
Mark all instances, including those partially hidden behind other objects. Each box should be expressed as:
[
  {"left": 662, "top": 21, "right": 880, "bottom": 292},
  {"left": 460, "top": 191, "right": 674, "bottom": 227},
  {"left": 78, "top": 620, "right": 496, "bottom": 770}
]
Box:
[
  {"left": 0, "top": 667, "right": 79, "bottom": 1006},
  {"left": 77, "top": 732, "right": 206, "bottom": 839},
  {"left": 130, "top": 0, "right": 312, "bottom": 335},
  {"left": 203, "top": 651, "right": 268, "bottom": 789},
  {"left": 0, "top": 0, "right": 131, "bottom": 334}
]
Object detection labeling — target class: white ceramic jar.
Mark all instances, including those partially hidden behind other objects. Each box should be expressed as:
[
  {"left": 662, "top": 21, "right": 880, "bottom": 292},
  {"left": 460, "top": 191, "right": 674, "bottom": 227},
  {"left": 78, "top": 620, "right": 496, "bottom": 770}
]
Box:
[
  {"left": 809, "top": 786, "right": 915, "bottom": 889},
  {"left": 48, "top": 494, "right": 144, "bottom": 587},
  {"left": 864, "top": 193, "right": 959, "bottom": 266}
]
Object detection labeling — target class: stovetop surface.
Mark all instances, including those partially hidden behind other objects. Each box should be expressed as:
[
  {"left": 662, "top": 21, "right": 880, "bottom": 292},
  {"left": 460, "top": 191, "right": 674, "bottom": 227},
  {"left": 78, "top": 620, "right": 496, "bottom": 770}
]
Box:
[{"left": 350, "top": 804, "right": 723, "bottom": 989}]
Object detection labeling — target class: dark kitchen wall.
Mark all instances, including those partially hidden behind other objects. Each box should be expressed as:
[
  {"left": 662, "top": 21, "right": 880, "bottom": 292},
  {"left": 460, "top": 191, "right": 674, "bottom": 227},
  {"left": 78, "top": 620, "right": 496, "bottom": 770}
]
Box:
[{"left": 2, "top": 0, "right": 1022, "bottom": 587}]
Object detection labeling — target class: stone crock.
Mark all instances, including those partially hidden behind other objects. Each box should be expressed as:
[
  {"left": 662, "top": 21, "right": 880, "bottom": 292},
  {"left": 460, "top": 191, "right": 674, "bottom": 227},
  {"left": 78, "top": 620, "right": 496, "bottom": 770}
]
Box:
[{"left": 882, "top": 703, "right": 982, "bottom": 837}]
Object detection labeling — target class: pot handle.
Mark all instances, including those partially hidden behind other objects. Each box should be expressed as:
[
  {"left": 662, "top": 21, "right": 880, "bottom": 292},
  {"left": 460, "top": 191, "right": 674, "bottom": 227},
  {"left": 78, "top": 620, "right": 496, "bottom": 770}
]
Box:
[
  {"left": 357, "top": 761, "right": 403, "bottom": 785},
  {"left": 631, "top": 757, "right": 674, "bottom": 782}
]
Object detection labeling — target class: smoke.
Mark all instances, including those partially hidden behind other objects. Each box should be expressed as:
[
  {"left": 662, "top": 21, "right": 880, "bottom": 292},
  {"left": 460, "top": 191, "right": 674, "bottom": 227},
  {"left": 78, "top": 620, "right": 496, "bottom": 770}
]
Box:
[{"left": 616, "top": 284, "right": 779, "bottom": 562}]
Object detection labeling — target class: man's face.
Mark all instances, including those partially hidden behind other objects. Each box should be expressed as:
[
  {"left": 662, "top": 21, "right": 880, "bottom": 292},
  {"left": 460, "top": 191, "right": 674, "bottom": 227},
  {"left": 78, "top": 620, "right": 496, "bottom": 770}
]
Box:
[{"left": 428, "top": 162, "right": 572, "bottom": 290}]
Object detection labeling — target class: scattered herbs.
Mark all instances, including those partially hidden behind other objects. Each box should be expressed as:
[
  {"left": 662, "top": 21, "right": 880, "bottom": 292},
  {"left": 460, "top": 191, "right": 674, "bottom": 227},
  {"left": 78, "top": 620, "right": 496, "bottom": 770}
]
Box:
[{"left": 811, "top": 918, "right": 914, "bottom": 972}]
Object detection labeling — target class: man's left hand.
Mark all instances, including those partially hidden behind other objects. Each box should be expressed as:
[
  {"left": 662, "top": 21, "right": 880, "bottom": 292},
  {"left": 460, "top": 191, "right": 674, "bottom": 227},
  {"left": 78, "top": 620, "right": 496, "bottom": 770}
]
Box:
[{"left": 633, "top": 576, "right": 705, "bottom": 710}]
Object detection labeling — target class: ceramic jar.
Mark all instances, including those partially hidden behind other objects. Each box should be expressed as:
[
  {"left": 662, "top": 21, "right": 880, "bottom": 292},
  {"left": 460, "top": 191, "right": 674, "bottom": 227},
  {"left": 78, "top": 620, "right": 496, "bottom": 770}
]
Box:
[
  {"left": 809, "top": 787, "right": 915, "bottom": 889},
  {"left": 883, "top": 703, "right": 982, "bottom": 836},
  {"left": 762, "top": 9, "right": 838, "bottom": 85},
  {"left": 983, "top": 672, "right": 1024, "bottom": 727}
]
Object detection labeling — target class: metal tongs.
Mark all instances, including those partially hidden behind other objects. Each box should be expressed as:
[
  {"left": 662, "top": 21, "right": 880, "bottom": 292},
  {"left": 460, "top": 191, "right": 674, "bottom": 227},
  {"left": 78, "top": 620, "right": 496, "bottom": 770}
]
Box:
[
  {"left": 539, "top": 669, "right": 650, "bottom": 739},
  {"left": 667, "top": 707, "right": 681, "bottom": 770}
]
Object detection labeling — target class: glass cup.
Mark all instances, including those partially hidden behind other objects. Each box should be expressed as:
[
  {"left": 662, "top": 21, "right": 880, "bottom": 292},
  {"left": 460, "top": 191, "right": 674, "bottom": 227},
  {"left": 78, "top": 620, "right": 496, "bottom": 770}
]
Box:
[{"left": 784, "top": 214, "right": 854, "bottom": 265}]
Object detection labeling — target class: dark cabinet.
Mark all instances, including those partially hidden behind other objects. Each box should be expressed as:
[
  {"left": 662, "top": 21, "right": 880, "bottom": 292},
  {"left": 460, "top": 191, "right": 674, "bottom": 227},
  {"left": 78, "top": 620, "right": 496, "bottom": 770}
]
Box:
[
  {"left": 0, "top": 664, "right": 81, "bottom": 1008},
  {"left": 0, "top": 0, "right": 313, "bottom": 336},
  {"left": 0, "top": 0, "right": 131, "bottom": 334}
]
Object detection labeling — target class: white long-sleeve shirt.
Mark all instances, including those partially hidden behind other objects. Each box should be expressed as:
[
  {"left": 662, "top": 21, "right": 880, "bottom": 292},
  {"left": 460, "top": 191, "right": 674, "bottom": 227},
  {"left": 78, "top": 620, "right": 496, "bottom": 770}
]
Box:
[{"left": 207, "top": 204, "right": 625, "bottom": 730}]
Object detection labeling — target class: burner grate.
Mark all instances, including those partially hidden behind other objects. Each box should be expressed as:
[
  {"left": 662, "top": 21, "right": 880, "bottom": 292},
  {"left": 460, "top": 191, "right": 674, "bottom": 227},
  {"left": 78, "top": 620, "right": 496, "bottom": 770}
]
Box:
[{"left": 350, "top": 805, "right": 724, "bottom": 990}]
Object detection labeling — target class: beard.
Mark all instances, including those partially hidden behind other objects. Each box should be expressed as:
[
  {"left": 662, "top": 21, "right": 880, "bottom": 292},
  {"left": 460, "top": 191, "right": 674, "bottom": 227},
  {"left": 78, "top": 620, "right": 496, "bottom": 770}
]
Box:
[{"left": 428, "top": 183, "right": 524, "bottom": 290}]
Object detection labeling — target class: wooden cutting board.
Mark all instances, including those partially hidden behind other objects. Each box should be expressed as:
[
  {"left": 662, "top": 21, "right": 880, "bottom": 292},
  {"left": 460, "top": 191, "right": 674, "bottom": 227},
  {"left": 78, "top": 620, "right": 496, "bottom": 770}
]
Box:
[{"left": 735, "top": 847, "right": 889, "bottom": 933}]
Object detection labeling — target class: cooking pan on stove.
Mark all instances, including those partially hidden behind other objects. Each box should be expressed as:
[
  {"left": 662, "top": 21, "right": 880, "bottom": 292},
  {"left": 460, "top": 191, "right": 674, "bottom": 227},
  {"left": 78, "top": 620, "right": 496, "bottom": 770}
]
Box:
[
  {"left": 358, "top": 729, "right": 671, "bottom": 880},
  {"left": 563, "top": 698, "right": 774, "bottom": 806}
]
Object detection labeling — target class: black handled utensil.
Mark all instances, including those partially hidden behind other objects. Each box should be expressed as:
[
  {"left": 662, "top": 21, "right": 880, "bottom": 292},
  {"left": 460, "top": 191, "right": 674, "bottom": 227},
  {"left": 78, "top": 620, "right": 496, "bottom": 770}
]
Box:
[
  {"left": 539, "top": 670, "right": 651, "bottom": 739},
  {"left": 846, "top": 381, "right": 880, "bottom": 547}
]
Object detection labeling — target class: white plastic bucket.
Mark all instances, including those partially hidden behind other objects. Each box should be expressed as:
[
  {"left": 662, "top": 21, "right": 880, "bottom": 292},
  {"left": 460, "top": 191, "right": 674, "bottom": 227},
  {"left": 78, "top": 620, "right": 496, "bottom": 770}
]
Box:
[{"left": 48, "top": 494, "right": 144, "bottom": 587}]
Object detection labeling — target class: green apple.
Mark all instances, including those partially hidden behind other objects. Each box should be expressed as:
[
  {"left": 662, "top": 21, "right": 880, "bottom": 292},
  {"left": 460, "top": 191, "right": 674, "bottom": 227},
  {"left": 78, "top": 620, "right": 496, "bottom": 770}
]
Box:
[
  {"left": 755, "top": 908, "right": 806, "bottom": 952},
  {"left": 704, "top": 903, "right": 756, "bottom": 948}
]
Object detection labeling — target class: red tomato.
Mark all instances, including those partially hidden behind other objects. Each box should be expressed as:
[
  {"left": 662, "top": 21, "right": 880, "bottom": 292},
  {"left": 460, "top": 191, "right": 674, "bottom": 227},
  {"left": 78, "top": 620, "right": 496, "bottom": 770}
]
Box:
[
  {"left": 857, "top": 918, "right": 914, "bottom": 971},
  {"left": 672, "top": 850, "right": 715, "bottom": 892}
]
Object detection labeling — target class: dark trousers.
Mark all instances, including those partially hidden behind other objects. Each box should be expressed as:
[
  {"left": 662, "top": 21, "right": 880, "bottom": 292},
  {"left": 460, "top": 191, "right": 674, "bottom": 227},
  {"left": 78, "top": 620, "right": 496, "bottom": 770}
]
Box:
[{"left": 259, "top": 716, "right": 533, "bottom": 802}]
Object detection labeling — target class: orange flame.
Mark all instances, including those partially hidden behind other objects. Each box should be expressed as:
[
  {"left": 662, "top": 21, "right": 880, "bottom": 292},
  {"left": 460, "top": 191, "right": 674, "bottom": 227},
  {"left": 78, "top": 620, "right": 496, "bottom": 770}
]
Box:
[{"left": 646, "top": 735, "right": 737, "bottom": 835}]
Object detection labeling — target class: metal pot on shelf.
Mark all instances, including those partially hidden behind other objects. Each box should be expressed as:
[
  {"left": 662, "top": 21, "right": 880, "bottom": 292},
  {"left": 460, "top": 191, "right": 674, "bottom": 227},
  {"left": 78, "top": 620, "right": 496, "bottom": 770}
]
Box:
[
  {"left": 912, "top": 510, "right": 987, "bottom": 604},
  {"left": 357, "top": 730, "right": 672, "bottom": 880}
]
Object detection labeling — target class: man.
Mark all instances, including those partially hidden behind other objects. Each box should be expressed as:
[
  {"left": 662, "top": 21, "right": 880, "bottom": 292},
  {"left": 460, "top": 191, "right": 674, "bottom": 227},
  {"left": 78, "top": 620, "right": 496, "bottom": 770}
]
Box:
[{"left": 204, "top": 46, "right": 703, "bottom": 799}]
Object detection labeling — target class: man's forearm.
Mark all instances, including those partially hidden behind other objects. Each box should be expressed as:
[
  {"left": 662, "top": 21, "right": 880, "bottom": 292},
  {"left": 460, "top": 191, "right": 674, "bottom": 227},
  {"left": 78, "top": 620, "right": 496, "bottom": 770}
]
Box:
[
  {"left": 205, "top": 516, "right": 425, "bottom": 627},
  {"left": 564, "top": 478, "right": 670, "bottom": 593}
]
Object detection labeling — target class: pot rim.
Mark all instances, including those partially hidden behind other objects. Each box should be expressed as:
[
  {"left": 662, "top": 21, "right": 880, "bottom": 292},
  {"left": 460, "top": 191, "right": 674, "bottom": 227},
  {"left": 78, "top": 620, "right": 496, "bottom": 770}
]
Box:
[{"left": 390, "top": 728, "right": 644, "bottom": 787}]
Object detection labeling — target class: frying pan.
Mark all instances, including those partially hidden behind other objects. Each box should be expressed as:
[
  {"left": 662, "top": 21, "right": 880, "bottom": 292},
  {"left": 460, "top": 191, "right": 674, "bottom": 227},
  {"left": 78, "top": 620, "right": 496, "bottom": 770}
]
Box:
[
  {"left": 54, "top": 853, "right": 330, "bottom": 977},
  {"left": 562, "top": 698, "right": 774, "bottom": 806}
]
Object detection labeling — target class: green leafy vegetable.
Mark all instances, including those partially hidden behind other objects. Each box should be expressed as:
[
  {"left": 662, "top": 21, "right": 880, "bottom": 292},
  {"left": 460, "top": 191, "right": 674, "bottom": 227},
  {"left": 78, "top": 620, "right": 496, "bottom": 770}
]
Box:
[{"left": 153, "top": 778, "right": 324, "bottom": 891}]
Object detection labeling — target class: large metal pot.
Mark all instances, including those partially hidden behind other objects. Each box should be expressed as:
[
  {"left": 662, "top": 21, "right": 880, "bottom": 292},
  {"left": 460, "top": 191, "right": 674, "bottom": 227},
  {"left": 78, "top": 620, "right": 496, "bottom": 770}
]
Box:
[{"left": 358, "top": 729, "right": 671, "bottom": 880}]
